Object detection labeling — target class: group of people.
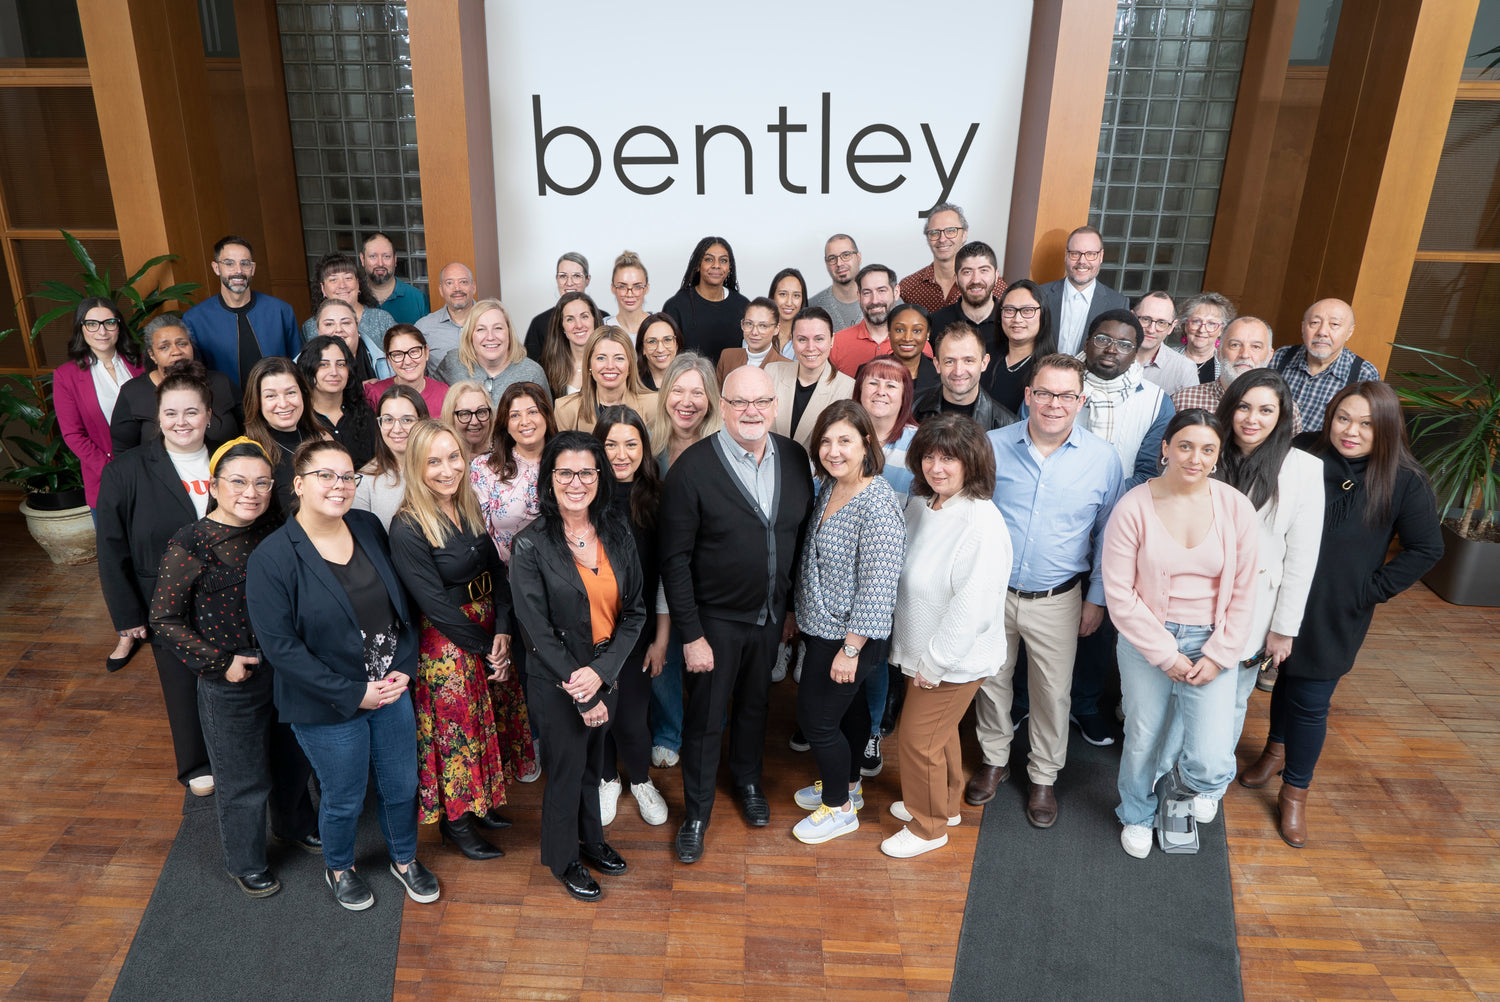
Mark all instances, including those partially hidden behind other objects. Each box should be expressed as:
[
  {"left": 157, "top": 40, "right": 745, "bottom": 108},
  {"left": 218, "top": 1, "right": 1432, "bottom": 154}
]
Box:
[{"left": 60, "top": 210, "right": 1441, "bottom": 911}]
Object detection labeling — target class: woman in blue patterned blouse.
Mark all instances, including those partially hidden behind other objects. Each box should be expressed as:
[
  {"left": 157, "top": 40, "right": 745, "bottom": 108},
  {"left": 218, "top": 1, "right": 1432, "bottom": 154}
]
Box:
[{"left": 789, "top": 400, "right": 907, "bottom": 845}]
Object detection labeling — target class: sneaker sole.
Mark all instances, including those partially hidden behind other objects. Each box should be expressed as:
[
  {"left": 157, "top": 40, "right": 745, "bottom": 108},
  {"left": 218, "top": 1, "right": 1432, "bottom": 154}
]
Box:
[
  {"left": 326, "top": 873, "right": 375, "bottom": 911},
  {"left": 859, "top": 761, "right": 883, "bottom": 778},
  {"left": 388, "top": 863, "right": 440, "bottom": 904},
  {"left": 793, "top": 816, "right": 859, "bottom": 845},
  {"left": 1070, "top": 714, "right": 1116, "bottom": 747},
  {"left": 880, "top": 834, "right": 948, "bottom": 858},
  {"left": 794, "top": 791, "right": 865, "bottom": 811},
  {"left": 788, "top": 740, "right": 811, "bottom": 752},
  {"left": 889, "top": 802, "right": 960, "bottom": 826}
]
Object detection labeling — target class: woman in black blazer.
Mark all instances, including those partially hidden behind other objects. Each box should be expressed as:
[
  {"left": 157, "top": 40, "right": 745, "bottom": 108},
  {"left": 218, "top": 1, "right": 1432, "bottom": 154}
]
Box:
[
  {"left": 509, "top": 431, "right": 646, "bottom": 901},
  {"left": 1240, "top": 382, "right": 1442, "bottom": 848},
  {"left": 96, "top": 364, "right": 218, "bottom": 791},
  {"left": 110, "top": 315, "right": 243, "bottom": 455},
  {"left": 245, "top": 438, "right": 440, "bottom": 912}
]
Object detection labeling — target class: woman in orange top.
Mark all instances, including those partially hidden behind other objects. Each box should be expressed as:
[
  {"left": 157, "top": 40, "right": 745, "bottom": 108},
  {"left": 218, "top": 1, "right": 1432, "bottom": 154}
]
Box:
[{"left": 508, "top": 431, "right": 645, "bottom": 901}]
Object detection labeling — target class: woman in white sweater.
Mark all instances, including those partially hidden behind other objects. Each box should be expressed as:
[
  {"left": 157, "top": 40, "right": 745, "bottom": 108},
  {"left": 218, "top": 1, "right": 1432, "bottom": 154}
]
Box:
[{"left": 883, "top": 414, "right": 1013, "bottom": 859}]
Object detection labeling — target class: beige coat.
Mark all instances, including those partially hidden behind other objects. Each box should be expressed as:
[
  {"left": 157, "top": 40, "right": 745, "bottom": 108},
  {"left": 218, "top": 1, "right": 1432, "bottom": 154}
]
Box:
[
  {"left": 766, "top": 359, "right": 856, "bottom": 451},
  {"left": 552, "top": 388, "right": 659, "bottom": 432}
]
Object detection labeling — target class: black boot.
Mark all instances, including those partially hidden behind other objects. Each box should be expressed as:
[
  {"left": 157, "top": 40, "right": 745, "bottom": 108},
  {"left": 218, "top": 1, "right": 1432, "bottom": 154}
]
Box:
[{"left": 439, "top": 814, "right": 504, "bottom": 860}]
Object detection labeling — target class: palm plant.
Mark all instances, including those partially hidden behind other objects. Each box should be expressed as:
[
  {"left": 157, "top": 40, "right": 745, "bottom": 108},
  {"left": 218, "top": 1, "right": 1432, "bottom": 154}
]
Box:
[{"left": 1393, "top": 344, "right": 1499, "bottom": 539}]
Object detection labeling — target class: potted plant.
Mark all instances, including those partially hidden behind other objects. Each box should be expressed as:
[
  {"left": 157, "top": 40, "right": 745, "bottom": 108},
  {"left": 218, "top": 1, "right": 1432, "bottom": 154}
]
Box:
[{"left": 1393, "top": 344, "right": 1500, "bottom": 606}]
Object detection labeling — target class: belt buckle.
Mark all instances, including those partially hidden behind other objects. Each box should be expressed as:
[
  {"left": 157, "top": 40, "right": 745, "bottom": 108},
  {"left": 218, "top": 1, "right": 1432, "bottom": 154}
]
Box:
[{"left": 467, "top": 571, "right": 492, "bottom": 603}]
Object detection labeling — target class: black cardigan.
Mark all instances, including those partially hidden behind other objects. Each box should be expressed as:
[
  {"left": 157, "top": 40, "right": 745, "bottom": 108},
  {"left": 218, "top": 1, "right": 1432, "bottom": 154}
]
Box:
[
  {"left": 245, "top": 509, "right": 419, "bottom": 724},
  {"left": 109, "top": 370, "right": 244, "bottom": 456},
  {"left": 95, "top": 438, "right": 202, "bottom": 632},
  {"left": 508, "top": 514, "right": 646, "bottom": 713},
  {"left": 1279, "top": 452, "right": 1443, "bottom": 681},
  {"left": 388, "top": 511, "right": 510, "bottom": 655},
  {"left": 658, "top": 433, "right": 814, "bottom": 644}
]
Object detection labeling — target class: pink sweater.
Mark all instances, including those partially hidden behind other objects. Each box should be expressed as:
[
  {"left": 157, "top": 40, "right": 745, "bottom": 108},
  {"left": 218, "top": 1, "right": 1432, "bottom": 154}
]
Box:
[{"left": 1102, "top": 479, "right": 1259, "bottom": 670}]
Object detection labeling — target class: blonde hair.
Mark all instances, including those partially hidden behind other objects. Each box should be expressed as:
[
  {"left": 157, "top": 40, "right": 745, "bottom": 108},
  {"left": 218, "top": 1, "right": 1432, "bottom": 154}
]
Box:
[
  {"left": 576, "top": 325, "right": 648, "bottom": 416},
  {"left": 612, "top": 250, "right": 648, "bottom": 285},
  {"left": 456, "top": 298, "right": 522, "bottom": 373},
  {"left": 439, "top": 379, "right": 492, "bottom": 458},
  {"left": 396, "top": 420, "right": 487, "bottom": 548},
  {"left": 653, "top": 351, "right": 721, "bottom": 452}
]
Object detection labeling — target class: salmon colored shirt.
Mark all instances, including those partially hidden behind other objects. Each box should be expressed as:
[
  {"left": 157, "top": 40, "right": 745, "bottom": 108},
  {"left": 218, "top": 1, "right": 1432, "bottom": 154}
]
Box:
[{"left": 577, "top": 544, "right": 619, "bottom": 646}]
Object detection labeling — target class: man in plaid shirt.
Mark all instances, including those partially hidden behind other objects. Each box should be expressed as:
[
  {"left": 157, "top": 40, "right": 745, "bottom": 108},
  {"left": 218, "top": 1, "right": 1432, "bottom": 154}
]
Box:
[
  {"left": 1269, "top": 298, "right": 1380, "bottom": 431},
  {"left": 1171, "top": 315, "right": 1304, "bottom": 433}
]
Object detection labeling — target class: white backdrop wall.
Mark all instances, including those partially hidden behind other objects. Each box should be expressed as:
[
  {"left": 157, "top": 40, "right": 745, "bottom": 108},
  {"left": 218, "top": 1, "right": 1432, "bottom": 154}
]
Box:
[{"left": 485, "top": 0, "right": 1033, "bottom": 326}]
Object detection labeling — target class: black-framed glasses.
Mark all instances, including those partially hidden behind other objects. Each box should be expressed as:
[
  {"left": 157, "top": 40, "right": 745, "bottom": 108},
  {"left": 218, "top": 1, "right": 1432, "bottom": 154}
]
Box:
[
  {"left": 1066, "top": 249, "right": 1103, "bottom": 261},
  {"left": 454, "top": 408, "right": 491, "bottom": 424},
  {"left": 1000, "top": 305, "right": 1040, "bottom": 319},
  {"left": 387, "top": 346, "right": 426, "bottom": 364},
  {"left": 924, "top": 226, "right": 964, "bottom": 241},
  {"left": 304, "top": 469, "right": 363, "bottom": 487},
  {"left": 81, "top": 318, "right": 121, "bottom": 332},
  {"left": 1030, "top": 389, "right": 1082, "bottom": 405},
  {"left": 1089, "top": 333, "right": 1137, "bottom": 353},
  {"left": 552, "top": 468, "right": 599, "bottom": 485},
  {"left": 824, "top": 250, "right": 858, "bottom": 264}
]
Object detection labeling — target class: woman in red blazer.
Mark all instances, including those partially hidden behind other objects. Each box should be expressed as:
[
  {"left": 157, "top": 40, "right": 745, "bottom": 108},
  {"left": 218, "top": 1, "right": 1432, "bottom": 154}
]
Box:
[{"left": 53, "top": 297, "right": 144, "bottom": 510}]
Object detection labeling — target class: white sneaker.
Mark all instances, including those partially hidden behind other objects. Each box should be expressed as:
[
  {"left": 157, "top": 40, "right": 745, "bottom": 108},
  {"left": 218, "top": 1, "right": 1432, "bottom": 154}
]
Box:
[
  {"left": 1121, "top": 823, "right": 1153, "bottom": 858},
  {"left": 631, "top": 780, "right": 668, "bottom": 825},
  {"left": 889, "top": 800, "right": 960, "bottom": 827},
  {"left": 771, "top": 643, "right": 790, "bottom": 682},
  {"left": 880, "top": 826, "right": 948, "bottom": 858},
  {"left": 599, "top": 778, "right": 622, "bottom": 825},
  {"left": 793, "top": 643, "right": 806, "bottom": 683},
  {"left": 793, "top": 780, "right": 864, "bottom": 811},
  {"left": 518, "top": 759, "right": 541, "bottom": 783},
  {"left": 1192, "top": 795, "right": 1219, "bottom": 824},
  {"left": 188, "top": 775, "right": 215, "bottom": 797},
  {"left": 650, "top": 745, "right": 679, "bottom": 768},
  {"left": 792, "top": 803, "right": 860, "bottom": 845}
]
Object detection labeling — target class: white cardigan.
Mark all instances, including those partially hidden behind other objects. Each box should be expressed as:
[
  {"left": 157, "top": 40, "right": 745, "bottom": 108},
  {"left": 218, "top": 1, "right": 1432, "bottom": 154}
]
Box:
[
  {"left": 1240, "top": 447, "right": 1325, "bottom": 659},
  {"left": 888, "top": 493, "right": 1013, "bottom": 685}
]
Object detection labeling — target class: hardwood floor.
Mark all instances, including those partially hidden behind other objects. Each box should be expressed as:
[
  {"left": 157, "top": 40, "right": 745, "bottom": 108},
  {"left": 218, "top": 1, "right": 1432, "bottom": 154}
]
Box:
[{"left": 0, "top": 514, "right": 1496, "bottom": 1000}]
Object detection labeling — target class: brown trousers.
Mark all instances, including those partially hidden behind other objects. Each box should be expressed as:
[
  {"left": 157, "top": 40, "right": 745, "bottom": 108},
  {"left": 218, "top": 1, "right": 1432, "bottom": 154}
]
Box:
[{"left": 895, "top": 675, "right": 984, "bottom": 840}]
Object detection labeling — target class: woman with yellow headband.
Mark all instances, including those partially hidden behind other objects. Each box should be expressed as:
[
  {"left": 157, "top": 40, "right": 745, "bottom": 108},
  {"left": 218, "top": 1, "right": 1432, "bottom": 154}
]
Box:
[{"left": 149, "top": 436, "right": 318, "bottom": 897}]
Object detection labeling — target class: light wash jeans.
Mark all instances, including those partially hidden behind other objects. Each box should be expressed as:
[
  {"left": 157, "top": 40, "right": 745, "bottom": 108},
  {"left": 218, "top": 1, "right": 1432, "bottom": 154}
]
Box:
[
  {"left": 648, "top": 627, "right": 685, "bottom": 753},
  {"left": 1156, "top": 652, "right": 1262, "bottom": 800},
  {"left": 1115, "top": 623, "right": 1238, "bottom": 827}
]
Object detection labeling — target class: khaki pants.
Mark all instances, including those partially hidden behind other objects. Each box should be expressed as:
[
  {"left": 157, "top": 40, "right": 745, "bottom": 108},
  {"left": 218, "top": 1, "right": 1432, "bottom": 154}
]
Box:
[
  {"left": 973, "top": 585, "right": 1083, "bottom": 785},
  {"left": 896, "top": 675, "right": 984, "bottom": 840}
]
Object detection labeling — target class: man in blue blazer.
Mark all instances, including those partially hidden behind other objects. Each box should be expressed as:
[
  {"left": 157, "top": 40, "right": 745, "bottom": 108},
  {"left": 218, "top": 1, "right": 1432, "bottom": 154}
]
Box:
[
  {"left": 1039, "top": 226, "right": 1129, "bottom": 356},
  {"left": 183, "top": 235, "right": 302, "bottom": 388}
]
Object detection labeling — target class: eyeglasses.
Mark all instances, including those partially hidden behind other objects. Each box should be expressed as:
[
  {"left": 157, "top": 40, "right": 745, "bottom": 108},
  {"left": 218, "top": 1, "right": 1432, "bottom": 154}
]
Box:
[
  {"left": 643, "top": 335, "right": 677, "bottom": 349},
  {"left": 556, "top": 272, "right": 587, "bottom": 284},
  {"left": 612, "top": 283, "right": 646, "bottom": 295},
  {"left": 1000, "top": 305, "right": 1040, "bottom": 319},
  {"left": 303, "top": 469, "right": 363, "bottom": 487},
  {"left": 377, "top": 414, "right": 418, "bottom": 428},
  {"left": 1185, "top": 317, "right": 1223, "bottom": 333},
  {"left": 454, "top": 408, "right": 491, "bottom": 424},
  {"left": 1030, "top": 389, "right": 1082, "bottom": 405},
  {"left": 1089, "top": 333, "right": 1137, "bottom": 353},
  {"left": 387, "top": 346, "right": 426, "bottom": 364},
  {"left": 1066, "top": 249, "right": 1103, "bottom": 261},
  {"left": 824, "top": 250, "right": 858, "bottom": 265},
  {"left": 1137, "top": 316, "right": 1176, "bottom": 331},
  {"left": 552, "top": 468, "right": 599, "bottom": 485},
  {"left": 81, "top": 318, "right": 121, "bottom": 332},
  {"left": 218, "top": 476, "right": 274, "bottom": 494},
  {"left": 722, "top": 396, "right": 776, "bottom": 412},
  {"left": 924, "top": 226, "right": 965, "bottom": 241},
  {"left": 740, "top": 320, "right": 778, "bottom": 334}
]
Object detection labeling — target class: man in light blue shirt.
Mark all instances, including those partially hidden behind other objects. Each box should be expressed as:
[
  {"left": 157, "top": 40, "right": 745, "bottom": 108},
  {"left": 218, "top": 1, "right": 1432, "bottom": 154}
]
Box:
[{"left": 967, "top": 354, "right": 1122, "bottom": 829}]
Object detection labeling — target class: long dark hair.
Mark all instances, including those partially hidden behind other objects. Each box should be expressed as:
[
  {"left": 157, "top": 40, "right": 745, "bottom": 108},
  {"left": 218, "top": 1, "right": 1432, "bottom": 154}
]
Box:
[
  {"left": 592, "top": 404, "right": 661, "bottom": 529},
  {"left": 367, "top": 383, "right": 428, "bottom": 479},
  {"left": 678, "top": 236, "right": 739, "bottom": 293},
  {"left": 635, "top": 311, "right": 682, "bottom": 378},
  {"left": 67, "top": 297, "right": 141, "bottom": 368},
  {"left": 242, "top": 356, "right": 325, "bottom": 460},
  {"left": 767, "top": 267, "right": 806, "bottom": 303},
  {"left": 1311, "top": 381, "right": 1430, "bottom": 527},
  {"left": 1214, "top": 369, "right": 1295, "bottom": 510},
  {"left": 542, "top": 290, "right": 602, "bottom": 398},
  {"left": 999, "top": 279, "right": 1056, "bottom": 358},
  {"left": 486, "top": 381, "right": 557, "bottom": 481},
  {"left": 299, "top": 335, "right": 366, "bottom": 414},
  {"left": 536, "top": 430, "right": 629, "bottom": 551}
]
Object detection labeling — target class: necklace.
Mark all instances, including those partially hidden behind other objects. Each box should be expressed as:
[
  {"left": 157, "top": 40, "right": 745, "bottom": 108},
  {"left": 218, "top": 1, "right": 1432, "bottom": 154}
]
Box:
[{"left": 564, "top": 525, "right": 593, "bottom": 549}]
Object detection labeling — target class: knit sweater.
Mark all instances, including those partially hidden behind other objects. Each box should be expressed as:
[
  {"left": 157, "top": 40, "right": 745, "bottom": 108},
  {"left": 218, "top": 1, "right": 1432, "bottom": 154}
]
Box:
[
  {"left": 794, "top": 476, "right": 906, "bottom": 641},
  {"left": 888, "top": 493, "right": 1013, "bottom": 685}
]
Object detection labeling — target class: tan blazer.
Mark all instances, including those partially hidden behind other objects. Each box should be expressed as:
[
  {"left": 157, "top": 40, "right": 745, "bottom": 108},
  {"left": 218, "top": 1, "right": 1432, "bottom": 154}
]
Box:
[
  {"left": 553, "top": 389, "right": 659, "bottom": 432},
  {"left": 716, "top": 347, "right": 783, "bottom": 389},
  {"left": 766, "top": 360, "right": 856, "bottom": 450}
]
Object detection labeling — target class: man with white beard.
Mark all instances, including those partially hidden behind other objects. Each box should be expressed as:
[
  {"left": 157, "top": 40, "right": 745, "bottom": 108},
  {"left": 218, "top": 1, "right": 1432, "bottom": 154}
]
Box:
[{"left": 1173, "top": 316, "right": 1304, "bottom": 433}]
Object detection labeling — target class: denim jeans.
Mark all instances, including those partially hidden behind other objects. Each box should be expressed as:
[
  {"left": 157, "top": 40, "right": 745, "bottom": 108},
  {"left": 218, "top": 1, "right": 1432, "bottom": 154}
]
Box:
[
  {"left": 197, "top": 668, "right": 315, "bottom": 876},
  {"left": 648, "top": 626, "right": 684, "bottom": 753},
  {"left": 1115, "top": 623, "right": 1237, "bottom": 827},
  {"left": 864, "top": 655, "right": 889, "bottom": 737},
  {"left": 1267, "top": 672, "right": 1341, "bottom": 789},
  {"left": 291, "top": 691, "right": 420, "bottom": 872},
  {"left": 1156, "top": 656, "right": 1264, "bottom": 800}
]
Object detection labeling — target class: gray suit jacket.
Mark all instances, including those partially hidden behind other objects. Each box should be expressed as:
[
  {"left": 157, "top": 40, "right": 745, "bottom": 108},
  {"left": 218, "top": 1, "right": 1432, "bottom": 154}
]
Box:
[{"left": 1039, "top": 279, "right": 1129, "bottom": 356}]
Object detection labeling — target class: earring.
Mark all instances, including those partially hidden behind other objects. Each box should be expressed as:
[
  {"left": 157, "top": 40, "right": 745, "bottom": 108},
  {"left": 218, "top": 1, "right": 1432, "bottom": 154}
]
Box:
[
  {"left": 1158, "top": 455, "right": 1168, "bottom": 467},
  {"left": 1210, "top": 465, "right": 1217, "bottom": 474}
]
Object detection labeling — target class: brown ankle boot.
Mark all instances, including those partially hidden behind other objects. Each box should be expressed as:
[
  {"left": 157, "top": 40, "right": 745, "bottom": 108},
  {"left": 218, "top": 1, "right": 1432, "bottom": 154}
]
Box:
[
  {"left": 1239, "top": 739, "right": 1285, "bottom": 788},
  {"left": 1277, "top": 783, "right": 1307, "bottom": 848}
]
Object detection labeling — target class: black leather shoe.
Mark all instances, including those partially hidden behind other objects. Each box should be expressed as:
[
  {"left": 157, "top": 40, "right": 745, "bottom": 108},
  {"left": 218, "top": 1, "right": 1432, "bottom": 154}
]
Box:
[
  {"left": 439, "top": 815, "right": 504, "bottom": 860},
  {"left": 675, "top": 819, "right": 707, "bottom": 864},
  {"left": 735, "top": 784, "right": 770, "bottom": 827},
  {"left": 325, "top": 867, "right": 374, "bottom": 911},
  {"left": 276, "top": 831, "right": 323, "bottom": 854},
  {"left": 579, "top": 840, "right": 627, "bottom": 875},
  {"left": 474, "top": 807, "right": 512, "bottom": 831},
  {"left": 105, "top": 639, "right": 140, "bottom": 673},
  {"left": 389, "top": 859, "right": 440, "bottom": 903},
  {"left": 558, "top": 860, "right": 601, "bottom": 901},
  {"left": 231, "top": 869, "right": 281, "bottom": 898}
]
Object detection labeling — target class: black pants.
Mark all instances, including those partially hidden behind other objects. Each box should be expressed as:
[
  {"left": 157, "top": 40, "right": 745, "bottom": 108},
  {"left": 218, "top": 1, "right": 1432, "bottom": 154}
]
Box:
[
  {"left": 196, "top": 667, "right": 316, "bottom": 876},
  {"left": 1267, "top": 672, "right": 1342, "bottom": 789},
  {"left": 680, "top": 616, "right": 780, "bottom": 823},
  {"left": 153, "top": 641, "right": 211, "bottom": 785},
  {"left": 795, "top": 635, "right": 885, "bottom": 808},
  {"left": 528, "top": 674, "right": 617, "bottom": 877},
  {"left": 599, "top": 643, "right": 652, "bottom": 785}
]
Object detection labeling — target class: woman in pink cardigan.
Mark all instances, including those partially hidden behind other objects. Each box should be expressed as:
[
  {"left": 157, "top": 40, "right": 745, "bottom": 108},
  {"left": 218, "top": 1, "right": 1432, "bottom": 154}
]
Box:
[
  {"left": 1103, "top": 408, "right": 1258, "bottom": 859},
  {"left": 53, "top": 297, "right": 144, "bottom": 512}
]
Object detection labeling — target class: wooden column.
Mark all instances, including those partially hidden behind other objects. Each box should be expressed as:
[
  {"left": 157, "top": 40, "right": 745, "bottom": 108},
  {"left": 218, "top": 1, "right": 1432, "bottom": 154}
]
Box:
[
  {"left": 408, "top": 0, "right": 499, "bottom": 298},
  {"left": 1275, "top": 0, "right": 1480, "bottom": 372},
  {"left": 1005, "top": 0, "right": 1118, "bottom": 284},
  {"left": 76, "top": 0, "right": 228, "bottom": 303}
]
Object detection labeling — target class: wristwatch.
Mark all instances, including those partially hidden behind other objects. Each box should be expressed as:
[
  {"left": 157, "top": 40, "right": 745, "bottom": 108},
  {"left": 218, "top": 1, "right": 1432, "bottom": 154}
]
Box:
[{"left": 841, "top": 643, "right": 861, "bottom": 659}]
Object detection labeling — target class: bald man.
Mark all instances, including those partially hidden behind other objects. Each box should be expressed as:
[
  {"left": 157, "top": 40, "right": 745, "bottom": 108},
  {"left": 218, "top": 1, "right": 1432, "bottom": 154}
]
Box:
[
  {"left": 658, "top": 365, "right": 815, "bottom": 864},
  {"left": 415, "top": 262, "right": 478, "bottom": 374},
  {"left": 1270, "top": 298, "right": 1380, "bottom": 431},
  {"left": 1172, "top": 316, "right": 1304, "bottom": 434}
]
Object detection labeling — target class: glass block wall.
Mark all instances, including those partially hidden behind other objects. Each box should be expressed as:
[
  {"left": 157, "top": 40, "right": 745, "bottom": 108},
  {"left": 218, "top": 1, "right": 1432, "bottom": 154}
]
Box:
[
  {"left": 276, "top": 1, "right": 425, "bottom": 296},
  {"left": 1091, "top": 0, "right": 1253, "bottom": 298}
]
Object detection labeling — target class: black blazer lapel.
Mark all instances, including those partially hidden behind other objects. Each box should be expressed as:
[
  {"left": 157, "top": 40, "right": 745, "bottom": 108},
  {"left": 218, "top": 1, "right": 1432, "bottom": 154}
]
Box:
[
  {"left": 145, "top": 441, "right": 199, "bottom": 522},
  {"left": 285, "top": 516, "right": 361, "bottom": 632}
]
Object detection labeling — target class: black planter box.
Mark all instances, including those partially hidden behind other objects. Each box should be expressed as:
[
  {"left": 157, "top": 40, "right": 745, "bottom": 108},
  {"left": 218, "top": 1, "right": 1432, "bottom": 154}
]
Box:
[{"left": 1422, "top": 523, "right": 1500, "bottom": 607}]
